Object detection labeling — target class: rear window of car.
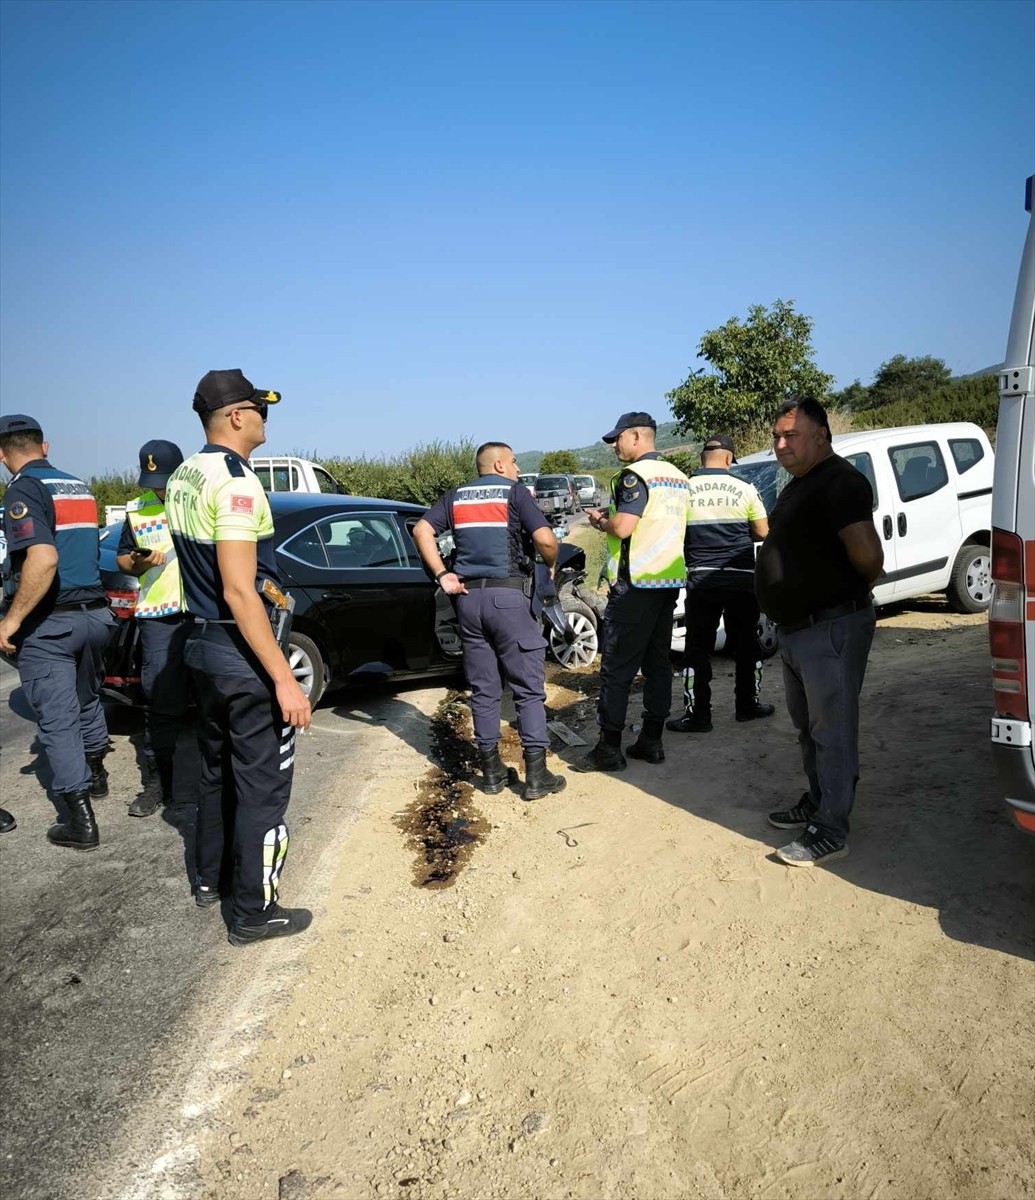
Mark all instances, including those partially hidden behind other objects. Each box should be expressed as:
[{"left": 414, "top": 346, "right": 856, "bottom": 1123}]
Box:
[
  {"left": 574, "top": 476, "right": 595, "bottom": 488},
  {"left": 949, "top": 438, "right": 985, "bottom": 474},
  {"left": 536, "top": 476, "right": 568, "bottom": 489}
]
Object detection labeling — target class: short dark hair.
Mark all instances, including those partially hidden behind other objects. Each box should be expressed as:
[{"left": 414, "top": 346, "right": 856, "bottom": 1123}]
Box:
[
  {"left": 476, "top": 441, "right": 512, "bottom": 473},
  {"left": 0, "top": 429, "right": 45, "bottom": 457},
  {"left": 775, "top": 395, "right": 831, "bottom": 441}
]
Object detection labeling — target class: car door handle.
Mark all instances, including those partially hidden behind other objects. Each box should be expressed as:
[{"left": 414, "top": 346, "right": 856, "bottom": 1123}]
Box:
[
  {"left": 897, "top": 513, "right": 907, "bottom": 536},
  {"left": 882, "top": 515, "right": 893, "bottom": 540}
]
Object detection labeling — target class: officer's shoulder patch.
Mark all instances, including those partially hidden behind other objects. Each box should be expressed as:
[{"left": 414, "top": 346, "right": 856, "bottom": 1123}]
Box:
[
  {"left": 7, "top": 500, "right": 29, "bottom": 520},
  {"left": 621, "top": 473, "right": 639, "bottom": 490},
  {"left": 224, "top": 454, "right": 246, "bottom": 478}
]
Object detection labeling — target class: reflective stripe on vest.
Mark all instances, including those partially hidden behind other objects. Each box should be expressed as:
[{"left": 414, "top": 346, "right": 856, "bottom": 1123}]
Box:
[
  {"left": 127, "top": 491, "right": 182, "bottom": 617},
  {"left": 605, "top": 458, "right": 691, "bottom": 588}
]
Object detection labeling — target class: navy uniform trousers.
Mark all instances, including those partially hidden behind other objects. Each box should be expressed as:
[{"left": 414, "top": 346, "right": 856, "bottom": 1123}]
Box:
[
  {"left": 15, "top": 604, "right": 113, "bottom": 797},
  {"left": 682, "top": 587, "right": 763, "bottom": 717},
  {"left": 456, "top": 583, "right": 549, "bottom": 750},
  {"left": 597, "top": 580, "right": 678, "bottom": 732},
  {"left": 138, "top": 615, "right": 192, "bottom": 769},
  {"left": 183, "top": 623, "right": 295, "bottom": 926}
]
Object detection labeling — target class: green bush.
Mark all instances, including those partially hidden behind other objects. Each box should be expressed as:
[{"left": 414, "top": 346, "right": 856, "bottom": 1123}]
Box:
[
  {"left": 851, "top": 376, "right": 997, "bottom": 433},
  {"left": 320, "top": 440, "right": 476, "bottom": 506}
]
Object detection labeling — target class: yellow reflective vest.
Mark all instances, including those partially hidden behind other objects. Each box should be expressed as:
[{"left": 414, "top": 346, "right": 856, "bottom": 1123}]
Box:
[
  {"left": 605, "top": 457, "right": 691, "bottom": 588},
  {"left": 126, "top": 491, "right": 182, "bottom": 617}
]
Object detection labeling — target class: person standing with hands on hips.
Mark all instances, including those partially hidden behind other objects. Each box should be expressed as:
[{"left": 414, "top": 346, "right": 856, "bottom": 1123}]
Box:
[
  {"left": 115, "top": 439, "right": 190, "bottom": 817},
  {"left": 411, "top": 441, "right": 566, "bottom": 802},
  {"left": 575, "top": 412, "right": 691, "bottom": 773},
  {"left": 755, "top": 397, "right": 884, "bottom": 868},
  {"left": 0, "top": 414, "right": 114, "bottom": 848},
  {"left": 166, "top": 369, "right": 312, "bottom": 945}
]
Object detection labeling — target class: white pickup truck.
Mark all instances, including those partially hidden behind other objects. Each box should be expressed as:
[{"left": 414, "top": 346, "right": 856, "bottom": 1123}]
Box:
[{"left": 103, "top": 455, "right": 342, "bottom": 525}]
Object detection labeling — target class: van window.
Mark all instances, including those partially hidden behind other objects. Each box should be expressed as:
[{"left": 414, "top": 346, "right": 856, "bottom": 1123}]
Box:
[
  {"left": 842, "top": 452, "right": 878, "bottom": 511},
  {"left": 889, "top": 442, "right": 948, "bottom": 502},
  {"left": 252, "top": 466, "right": 271, "bottom": 490},
  {"left": 313, "top": 466, "right": 339, "bottom": 494},
  {"left": 949, "top": 438, "right": 985, "bottom": 474}
]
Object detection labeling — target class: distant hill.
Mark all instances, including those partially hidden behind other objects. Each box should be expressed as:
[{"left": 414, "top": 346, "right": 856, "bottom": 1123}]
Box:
[{"left": 516, "top": 420, "right": 697, "bottom": 472}]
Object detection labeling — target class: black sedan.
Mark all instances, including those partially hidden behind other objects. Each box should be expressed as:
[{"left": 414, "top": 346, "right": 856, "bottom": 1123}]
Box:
[{"left": 99, "top": 493, "right": 463, "bottom": 707}]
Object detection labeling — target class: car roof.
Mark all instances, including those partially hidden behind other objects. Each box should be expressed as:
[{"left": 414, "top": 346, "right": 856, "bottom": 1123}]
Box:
[{"left": 267, "top": 492, "right": 426, "bottom": 516}]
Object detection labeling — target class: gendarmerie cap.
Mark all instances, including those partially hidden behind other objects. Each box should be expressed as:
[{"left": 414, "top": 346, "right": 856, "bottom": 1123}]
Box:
[
  {"left": 192, "top": 369, "right": 282, "bottom": 413},
  {"left": 702, "top": 433, "right": 737, "bottom": 463},
  {"left": 137, "top": 439, "right": 184, "bottom": 488},
  {"left": 0, "top": 414, "right": 43, "bottom": 437},
  {"left": 602, "top": 411, "right": 657, "bottom": 444}
]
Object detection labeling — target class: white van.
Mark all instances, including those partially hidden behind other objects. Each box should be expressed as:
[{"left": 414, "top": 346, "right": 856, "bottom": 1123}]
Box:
[
  {"left": 989, "top": 175, "right": 1035, "bottom": 835},
  {"left": 734, "top": 422, "right": 995, "bottom": 613},
  {"left": 248, "top": 456, "right": 341, "bottom": 494}
]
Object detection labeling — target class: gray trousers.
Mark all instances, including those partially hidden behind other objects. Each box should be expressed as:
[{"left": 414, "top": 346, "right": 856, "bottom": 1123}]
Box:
[{"left": 778, "top": 606, "right": 876, "bottom": 843}]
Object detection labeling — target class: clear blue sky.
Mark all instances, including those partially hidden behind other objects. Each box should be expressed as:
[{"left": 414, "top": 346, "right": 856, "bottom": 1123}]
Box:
[{"left": 1, "top": 0, "right": 1032, "bottom": 478}]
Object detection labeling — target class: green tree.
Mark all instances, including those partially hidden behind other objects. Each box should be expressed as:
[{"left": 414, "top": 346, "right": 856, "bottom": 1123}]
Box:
[
  {"left": 538, "top": 450, "right": 580, "bottom": 475},
  {"left": 865, "top": 354, "right": 952, "bottom": 410},
  {"left": 834, "top": 378, "right": 870, "bottom": 410},
  {"left": 666, "top": 300, "right": 833, "bottom": 441}
]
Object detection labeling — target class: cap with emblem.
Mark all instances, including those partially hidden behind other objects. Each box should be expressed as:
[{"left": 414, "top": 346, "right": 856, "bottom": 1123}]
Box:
[
  {"left": 602, "top": 412, "right": 657, "bottom": 444},
  {"left": 192, "top": 369, "right": 282, "bottom": 414},
  {"left": 137, "top": 439, "right": 184, "bottom": 488},
  {"left": 0, "top": 414, "right": 43, "bottom": 437},
  {"left": 702, "top": 433, "right": 737, "bottom": 463}
]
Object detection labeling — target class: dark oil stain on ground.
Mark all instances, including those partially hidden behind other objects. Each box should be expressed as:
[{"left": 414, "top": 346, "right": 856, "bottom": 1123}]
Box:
[{"left": 395, "top": 692, "right": 493, "bottom": 889}]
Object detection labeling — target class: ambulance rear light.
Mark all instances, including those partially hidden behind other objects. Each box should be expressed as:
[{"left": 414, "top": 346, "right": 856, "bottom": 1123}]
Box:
[
  {"left": 106, "top": 589, "right": 138, "bottom": 619},
  {"left": 989, "top": 528, "right": 1028, "bottom": 721}
]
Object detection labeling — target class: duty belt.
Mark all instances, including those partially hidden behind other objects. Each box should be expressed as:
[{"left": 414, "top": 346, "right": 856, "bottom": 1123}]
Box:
[
  {"left": 462, "top": 576, "right": 526, "bottom": 590},
  {"left": 779, "top": 598, "right": 872, "bottom": 635},
  {"left": 50, "top": 598, "right": 109, "bottom": 613}
]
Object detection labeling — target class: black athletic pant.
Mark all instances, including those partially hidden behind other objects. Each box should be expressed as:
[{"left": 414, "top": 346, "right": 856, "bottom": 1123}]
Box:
[
  {"left": 184, "top": 624, "right": 295, "bottom": 926},
  {"left": 684, "top": 587, "right": 762, "bottom": 716}
]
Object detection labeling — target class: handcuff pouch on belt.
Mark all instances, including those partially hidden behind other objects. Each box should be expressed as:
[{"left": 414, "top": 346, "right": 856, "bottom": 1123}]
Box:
[{"left": 260, "top": 579, "right": 295, "bottom": 651}]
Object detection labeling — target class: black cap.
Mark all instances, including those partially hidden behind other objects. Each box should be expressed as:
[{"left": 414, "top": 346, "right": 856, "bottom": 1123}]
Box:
[
  {"left": 192, "top": 369, "right": 282, "bottom": 414},
  {"left": 602, "top": 411, "right": 657, "bottom": 444},
  {"left": 138, "top": 439, "right": 184, "bottom": 488},
  {"left": 702, "top": 433, "right": 737, "bottom": 463},
  {"left": 0, "top": 413, "right": 43, "bottom": 437}
]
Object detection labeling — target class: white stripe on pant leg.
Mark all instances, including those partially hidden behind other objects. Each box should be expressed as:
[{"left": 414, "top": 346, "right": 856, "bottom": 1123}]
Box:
[
  {"left": 262, "top": 823, "right": 288, "bottom": 910},
  {"left": 280, "top": 727, "right": 295, "bottom": 769}
]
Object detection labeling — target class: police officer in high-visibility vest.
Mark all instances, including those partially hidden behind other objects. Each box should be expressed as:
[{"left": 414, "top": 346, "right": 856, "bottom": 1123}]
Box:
[
  {"left": 166, "top": 370, "right": 312, "bottom": 946},
  {"left": 668, "top": 433, "right": 773, "bottom": 734},
  {"left": 115, "top": 439, "right": 190, "bottom": 817},
  {"left": 0, "top": 413, "right": 115, "bottom": 848},
  {"left": 411, "top": 441, "right": 566, "bottom": 801},
  {"left": 575, "top": 412, "right": 691, "bottom": 773}
]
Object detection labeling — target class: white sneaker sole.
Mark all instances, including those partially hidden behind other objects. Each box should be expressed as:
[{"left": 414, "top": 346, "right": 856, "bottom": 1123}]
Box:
[{"left": 776, "top": 844, "right": 849, "bottom": 868}]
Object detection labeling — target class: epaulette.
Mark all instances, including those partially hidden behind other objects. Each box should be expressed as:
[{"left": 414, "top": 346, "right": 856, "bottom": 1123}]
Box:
[{"left": 225, "top": 454, "right": 246, "bottom": 478}]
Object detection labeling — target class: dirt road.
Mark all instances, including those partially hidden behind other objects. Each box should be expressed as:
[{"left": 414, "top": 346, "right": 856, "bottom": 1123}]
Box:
[{"left": 111, "top": 608, "right": 1034, "bottom": 1199}]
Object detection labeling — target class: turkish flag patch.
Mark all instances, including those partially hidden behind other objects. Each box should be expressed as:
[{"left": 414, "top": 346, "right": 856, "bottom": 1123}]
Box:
[{"left": 230, "top": 494, "right": 254, "bottom": 515}]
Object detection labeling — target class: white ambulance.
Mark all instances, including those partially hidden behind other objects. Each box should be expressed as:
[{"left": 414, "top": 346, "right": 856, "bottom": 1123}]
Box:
[{"left": 990, "top": 175, "right": 1035, "bottom": 835}]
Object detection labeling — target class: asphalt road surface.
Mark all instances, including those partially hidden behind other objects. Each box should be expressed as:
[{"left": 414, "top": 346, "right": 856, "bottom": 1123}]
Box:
[{"left": 0, "top": 661, "right": 445, "bottom": 1200}]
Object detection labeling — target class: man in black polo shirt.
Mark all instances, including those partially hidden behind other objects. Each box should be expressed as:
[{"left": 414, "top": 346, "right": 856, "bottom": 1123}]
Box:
[{"left": 755, "top": 397, "right": 884, "bottom": 867}]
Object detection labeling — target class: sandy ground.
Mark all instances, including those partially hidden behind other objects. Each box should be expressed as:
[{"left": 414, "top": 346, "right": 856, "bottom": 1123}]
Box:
[{"left": 181, "top": 605, "right": 1032, "bottom": 1200}]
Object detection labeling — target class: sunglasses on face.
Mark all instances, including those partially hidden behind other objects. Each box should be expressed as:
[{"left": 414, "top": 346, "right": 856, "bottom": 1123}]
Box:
[{"left": 235, "top": 402, "right": 268, "bottom": 420}]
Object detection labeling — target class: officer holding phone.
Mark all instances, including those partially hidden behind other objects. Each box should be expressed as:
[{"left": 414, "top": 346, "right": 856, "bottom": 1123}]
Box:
[{"left": 115, "top": 440, "right": 190, "bottom": 816}]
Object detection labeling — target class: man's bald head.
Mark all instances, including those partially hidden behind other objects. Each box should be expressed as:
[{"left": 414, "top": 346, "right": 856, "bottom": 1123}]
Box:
[{"left": 476, "top": 442, "right": 519, "bottom": 480}]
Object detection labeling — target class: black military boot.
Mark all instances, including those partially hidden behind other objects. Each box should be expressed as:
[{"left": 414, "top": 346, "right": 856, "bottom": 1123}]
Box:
[
  {"left": 129, "top": 758, "right": 173, "bottom": 818},
  {"left": 573, "top": 729, "right": 627, "bottom": 773},
  {"left": 47, "top": 789, "right": 100, "bottom": 851},
  {"left": 86, "top": 751, "right": 109, "bottom": 799},
  {"left": 626, "top": 718, "right": 665, "bottom": 764},
  {"left": 523, "top": 749, "right": 567, "bottom": 801},
  {"left": 479, "top": 746, "right": 508, "bottom": 795}
]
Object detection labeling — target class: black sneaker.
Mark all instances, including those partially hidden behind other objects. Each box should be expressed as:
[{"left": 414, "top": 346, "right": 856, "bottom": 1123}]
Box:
[
  {"left": 195, "top": 886, "right": 222, "bottom": 908},
  {"left": 128, "top": 778, "right": 163, "bottom": 818},
  {"left": 767, "top": 793, "right": 816, "bottom": 829},
  {"left": 736, "top": 702, "right": 775, "bottom": 722},
  {"left": 227, "top": 905, "right": 313, "bottom": 946},
  {"left": 665, "top": 713, "right": 713, "bottom": 733},
  {"left": 775, "top": 825, "right": 848, "bottom": 868}
]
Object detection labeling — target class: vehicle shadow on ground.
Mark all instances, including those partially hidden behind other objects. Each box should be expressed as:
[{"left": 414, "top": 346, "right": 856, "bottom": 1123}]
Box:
[
  {"left": 556, "top": 621, "right": 1035, "bottom": 962},
  {"left": 328, "top": 677, "right": 447, "bottom": 760}
]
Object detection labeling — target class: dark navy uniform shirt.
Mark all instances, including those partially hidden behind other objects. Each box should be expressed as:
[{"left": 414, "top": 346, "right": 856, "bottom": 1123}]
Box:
[{"left": 425, "top": 474, "right": 549, "bottom": 579}]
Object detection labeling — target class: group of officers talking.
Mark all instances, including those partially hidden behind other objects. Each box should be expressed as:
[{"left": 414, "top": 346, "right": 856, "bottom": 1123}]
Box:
[{"left": 0, "top": 376, "right": 884, "bottom": 948}]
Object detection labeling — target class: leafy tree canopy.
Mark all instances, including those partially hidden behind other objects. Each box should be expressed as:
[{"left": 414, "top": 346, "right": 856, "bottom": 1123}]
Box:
[
  {"left": 666, "top": 300, "right": 833, "bottom": 441},
  {"left": 538, "top": 449, "right": 580, "bottom": 475},
  {"left": 866, "top": 354, "right": 952, "bottom": 409}
]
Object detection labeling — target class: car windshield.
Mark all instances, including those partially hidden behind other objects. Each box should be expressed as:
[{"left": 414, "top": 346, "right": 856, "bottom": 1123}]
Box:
[
  {"left": 536, "top": 476, "right": 568, "bottom": 490},
  {"left": 730, "top": 461, "right": 789, "bottom": 511}
]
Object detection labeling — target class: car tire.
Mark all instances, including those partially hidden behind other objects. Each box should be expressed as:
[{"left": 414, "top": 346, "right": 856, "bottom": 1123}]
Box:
[
  {"left": 548, "top": 597, "right": 599, "bottom": 668},
  {"left": 757, "top": 614, "right": 780, "bottom": 660},
  {"left": 286, "top": 631, "right": 328, "bottom": 707},
  {"left": 946, "top": 540, "right": 992, "bottom": 613}
]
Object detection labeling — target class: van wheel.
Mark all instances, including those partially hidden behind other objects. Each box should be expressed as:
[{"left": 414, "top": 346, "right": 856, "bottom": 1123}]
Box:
[
  {"left": 946, "top": 541, "right": 992, "bottom": 613},
  {"left": 286, "top": 632, "right": 328, "bottom": 706}
]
